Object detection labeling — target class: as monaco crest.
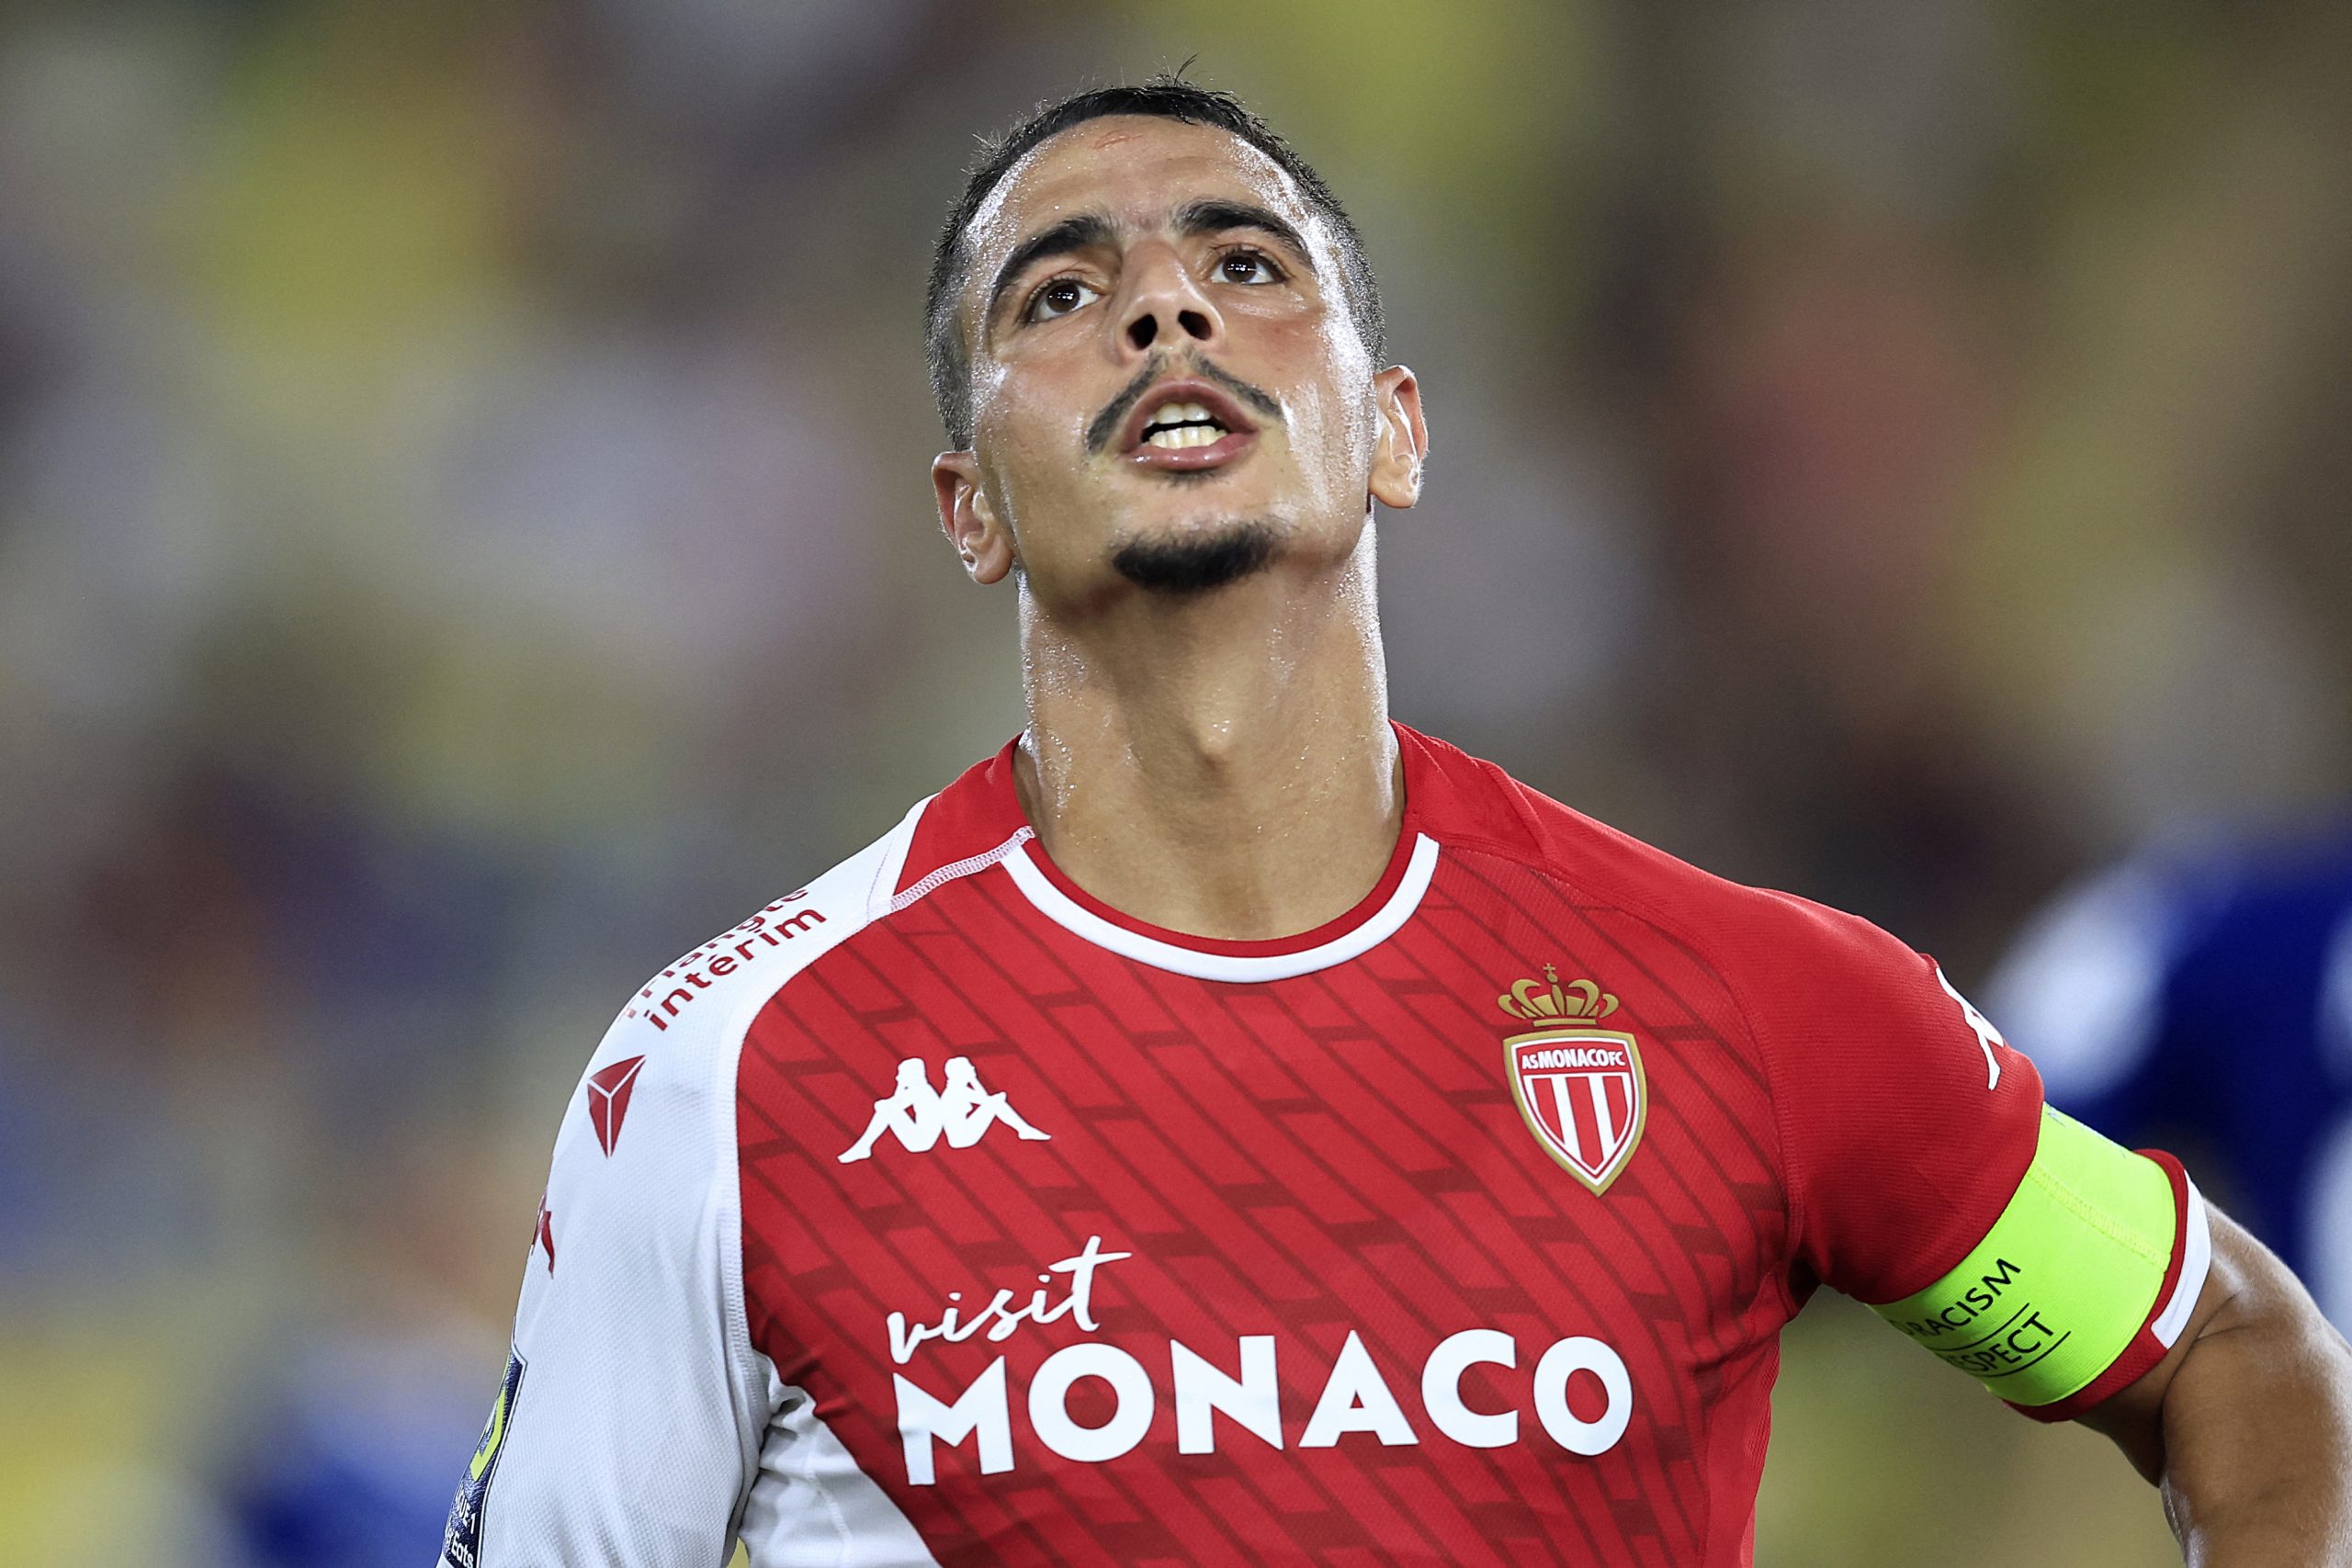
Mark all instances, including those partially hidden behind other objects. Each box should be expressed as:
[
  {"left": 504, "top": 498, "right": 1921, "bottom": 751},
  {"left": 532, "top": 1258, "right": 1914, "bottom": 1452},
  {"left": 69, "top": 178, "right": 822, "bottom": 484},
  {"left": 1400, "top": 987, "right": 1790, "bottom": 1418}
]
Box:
[{"left": 1500, "top": 966, "right": 1646, "bottom": 1194}]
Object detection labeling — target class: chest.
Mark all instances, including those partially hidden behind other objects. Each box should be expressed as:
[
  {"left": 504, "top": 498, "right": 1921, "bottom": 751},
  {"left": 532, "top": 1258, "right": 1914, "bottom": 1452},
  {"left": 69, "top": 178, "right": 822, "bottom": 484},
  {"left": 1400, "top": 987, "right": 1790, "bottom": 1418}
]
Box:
[{"left": 733, "top": 902, "right": 1790, "bottom": 1563}]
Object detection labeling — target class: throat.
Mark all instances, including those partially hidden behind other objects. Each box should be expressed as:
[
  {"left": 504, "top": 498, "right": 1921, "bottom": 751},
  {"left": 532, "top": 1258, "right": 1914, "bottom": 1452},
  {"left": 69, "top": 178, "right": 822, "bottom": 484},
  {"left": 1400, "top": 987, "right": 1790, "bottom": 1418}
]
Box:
[
  {"left": 1015, "top": 526, "right": 1396, "bottom": 942},
  {"left": 1012, "top": 696, "right": 1403, "bottom": 943}
]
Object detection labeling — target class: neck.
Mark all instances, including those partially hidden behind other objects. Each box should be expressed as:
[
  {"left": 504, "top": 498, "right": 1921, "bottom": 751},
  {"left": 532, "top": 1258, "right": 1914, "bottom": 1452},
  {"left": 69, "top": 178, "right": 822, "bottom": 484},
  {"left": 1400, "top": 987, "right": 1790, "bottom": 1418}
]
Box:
[{"left": 1012, "top": 528, "right": 1402, "bottom": 942}]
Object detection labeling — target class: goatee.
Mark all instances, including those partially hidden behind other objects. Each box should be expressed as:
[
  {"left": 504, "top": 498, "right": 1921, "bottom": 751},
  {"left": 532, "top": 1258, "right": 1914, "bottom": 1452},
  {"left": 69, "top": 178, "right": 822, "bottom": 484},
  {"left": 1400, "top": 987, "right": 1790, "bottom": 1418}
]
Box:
[{"left": 1110, "top": 520, "right": 1281, "bottom": 596}]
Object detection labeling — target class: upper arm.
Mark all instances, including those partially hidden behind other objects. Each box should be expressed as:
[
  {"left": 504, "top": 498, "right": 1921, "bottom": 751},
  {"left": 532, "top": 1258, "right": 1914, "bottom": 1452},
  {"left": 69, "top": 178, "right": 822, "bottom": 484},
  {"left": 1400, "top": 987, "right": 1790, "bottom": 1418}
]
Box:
[
  {"left": 439, "top": 1014, "right": 768, "bottom": 1566},
  {"left": 2077, "top": 1206, "right": 2352, "bottom": 1483},
  {"left": 1745, "top": 894, "right": 2046, "bottom": 1303},
  {"left": 1749, "top": 896, "right": 2209, "bottom": 1419}
]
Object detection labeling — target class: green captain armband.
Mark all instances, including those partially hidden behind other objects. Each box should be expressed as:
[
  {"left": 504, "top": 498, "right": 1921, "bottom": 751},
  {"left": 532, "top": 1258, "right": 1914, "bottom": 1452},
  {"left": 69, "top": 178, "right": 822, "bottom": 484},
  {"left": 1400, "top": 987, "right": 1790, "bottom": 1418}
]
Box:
[{"left": 1869, "top": 1107, "right": 2193, "bottom": 1413}]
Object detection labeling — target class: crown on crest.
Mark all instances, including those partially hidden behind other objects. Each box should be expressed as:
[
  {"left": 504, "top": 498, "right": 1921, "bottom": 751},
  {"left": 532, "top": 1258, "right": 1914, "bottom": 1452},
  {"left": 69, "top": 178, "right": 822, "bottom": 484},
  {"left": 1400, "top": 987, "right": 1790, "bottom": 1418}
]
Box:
[{"left": 1497, "top": 964, "right": 1619, "bottom": 1026}]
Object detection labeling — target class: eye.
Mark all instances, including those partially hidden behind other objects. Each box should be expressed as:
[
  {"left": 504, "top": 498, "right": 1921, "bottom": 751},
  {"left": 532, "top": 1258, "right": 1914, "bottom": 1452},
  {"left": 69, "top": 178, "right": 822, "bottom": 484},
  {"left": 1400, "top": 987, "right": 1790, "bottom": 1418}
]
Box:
[
  {"left": 1024, "top": 276, "right": 1100, "bottom": 322},
  {"left": 1216, "top": 250, "right": 1284, "bottom": 285}
]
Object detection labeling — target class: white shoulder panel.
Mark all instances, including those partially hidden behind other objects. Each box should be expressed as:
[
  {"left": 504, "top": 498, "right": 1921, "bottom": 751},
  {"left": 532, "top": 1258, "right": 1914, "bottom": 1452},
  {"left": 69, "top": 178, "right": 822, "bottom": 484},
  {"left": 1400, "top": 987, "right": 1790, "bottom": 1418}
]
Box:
[
  {"left": 442, "top": 796, "right": 941, "bottom": 1567},
  {"left": 620, "top": 792, "right": 930, "bottom": 1052},
  {"left": 741, "top": 1368, "right": 943, "bottom": 1568}
]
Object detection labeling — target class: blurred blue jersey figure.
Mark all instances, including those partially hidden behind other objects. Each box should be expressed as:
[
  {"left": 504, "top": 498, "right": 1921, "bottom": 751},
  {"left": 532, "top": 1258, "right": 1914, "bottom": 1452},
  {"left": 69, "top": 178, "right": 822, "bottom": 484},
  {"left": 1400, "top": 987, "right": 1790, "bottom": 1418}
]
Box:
[
  {"left": 222, "top": 1333, "right": 486, "bottom": 1568},
  {"left": 1987, "top": 824, "right": 2352, "bottom": 1329}
]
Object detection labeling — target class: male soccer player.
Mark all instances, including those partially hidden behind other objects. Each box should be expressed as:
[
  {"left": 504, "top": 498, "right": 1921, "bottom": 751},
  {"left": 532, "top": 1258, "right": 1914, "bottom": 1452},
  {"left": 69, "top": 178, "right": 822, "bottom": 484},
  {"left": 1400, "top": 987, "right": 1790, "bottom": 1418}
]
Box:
[{"left": 441, "top": 79, "right": 2352, "bottom": 1565}]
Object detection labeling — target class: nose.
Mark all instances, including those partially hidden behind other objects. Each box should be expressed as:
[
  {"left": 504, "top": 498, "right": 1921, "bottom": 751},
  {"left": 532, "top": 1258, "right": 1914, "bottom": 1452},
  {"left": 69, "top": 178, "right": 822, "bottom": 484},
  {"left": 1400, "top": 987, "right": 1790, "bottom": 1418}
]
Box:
[{"left": 1117, "top": 243, "right": 1220, "bottom": 355}]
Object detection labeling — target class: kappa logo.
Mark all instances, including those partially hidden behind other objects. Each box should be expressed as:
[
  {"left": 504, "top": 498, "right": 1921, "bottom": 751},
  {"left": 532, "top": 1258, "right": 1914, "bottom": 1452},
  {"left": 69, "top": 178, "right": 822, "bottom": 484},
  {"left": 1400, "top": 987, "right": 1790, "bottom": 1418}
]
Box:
[
  {"left": 1499, "top": 966, "right": 1647, "bottom": 1194},
  {"left": 840, "top": 1056, "right": 1052, "bottom": 1164},
  {"left": 1932, "top": 962, "right": 2006, "bottom": 1090},
  {"left": 587, "top": 1055, "right": 646, "bottom": 1156}
]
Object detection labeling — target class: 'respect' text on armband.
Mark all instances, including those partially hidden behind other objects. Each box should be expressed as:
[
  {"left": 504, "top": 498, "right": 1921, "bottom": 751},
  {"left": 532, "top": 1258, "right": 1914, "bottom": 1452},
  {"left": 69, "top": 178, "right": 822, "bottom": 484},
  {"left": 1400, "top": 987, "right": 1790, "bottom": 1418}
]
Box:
[{"left": 1867, "top": 1107, "right": 2209, "bottom": 1416}]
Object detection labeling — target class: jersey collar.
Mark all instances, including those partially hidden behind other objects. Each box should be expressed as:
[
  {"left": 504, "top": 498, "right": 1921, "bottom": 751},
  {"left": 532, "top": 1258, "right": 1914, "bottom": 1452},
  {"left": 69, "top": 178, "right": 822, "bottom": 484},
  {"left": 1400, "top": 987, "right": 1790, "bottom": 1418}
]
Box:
[
  {"left": 1004, "top": 822, "right": 1440, "bottom": 983},
  {"left": 909, "top": 728, "right": 1441, "bottom": 983}
]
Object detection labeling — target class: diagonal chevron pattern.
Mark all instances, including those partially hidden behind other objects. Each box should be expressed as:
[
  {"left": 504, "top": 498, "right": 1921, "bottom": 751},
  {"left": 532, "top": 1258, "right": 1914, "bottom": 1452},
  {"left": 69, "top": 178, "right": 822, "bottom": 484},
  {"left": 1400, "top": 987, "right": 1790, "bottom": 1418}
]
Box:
[{"left": 739, "top": 845, "right": 1792, "bottom": 1567}]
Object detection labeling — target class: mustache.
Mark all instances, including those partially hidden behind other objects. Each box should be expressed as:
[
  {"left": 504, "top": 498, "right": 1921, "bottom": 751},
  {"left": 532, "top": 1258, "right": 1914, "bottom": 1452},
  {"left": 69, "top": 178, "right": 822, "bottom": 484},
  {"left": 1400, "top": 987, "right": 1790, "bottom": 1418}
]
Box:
[{"left": 1083, "top": 354, "right": 1284, "bottom": 455}]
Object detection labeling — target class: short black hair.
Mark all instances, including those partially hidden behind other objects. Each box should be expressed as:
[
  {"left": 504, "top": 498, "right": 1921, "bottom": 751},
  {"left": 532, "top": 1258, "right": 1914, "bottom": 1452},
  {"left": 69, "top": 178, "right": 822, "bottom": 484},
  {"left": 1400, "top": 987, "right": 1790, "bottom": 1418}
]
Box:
[{"left": 924, "top": 73, "right": 1385, "bottom": 449}]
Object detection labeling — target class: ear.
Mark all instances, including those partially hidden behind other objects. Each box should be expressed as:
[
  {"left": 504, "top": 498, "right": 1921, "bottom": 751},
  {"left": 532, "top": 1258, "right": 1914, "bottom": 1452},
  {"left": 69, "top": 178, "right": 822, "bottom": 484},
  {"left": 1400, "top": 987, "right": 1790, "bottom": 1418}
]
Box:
[
  {"left": 1365, "top": 365, "right": 1429, "bottom": 512},
  {"left": 933, "top": 450, "right": 1016, "bottom": 585}
]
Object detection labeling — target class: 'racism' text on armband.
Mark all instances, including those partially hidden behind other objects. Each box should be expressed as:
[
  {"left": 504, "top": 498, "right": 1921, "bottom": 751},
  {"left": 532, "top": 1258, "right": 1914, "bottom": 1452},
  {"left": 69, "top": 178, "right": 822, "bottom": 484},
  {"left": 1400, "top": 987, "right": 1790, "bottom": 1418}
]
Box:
[{"left": 1867, "top": 1107, "right": 2210, "bottom": 1418}]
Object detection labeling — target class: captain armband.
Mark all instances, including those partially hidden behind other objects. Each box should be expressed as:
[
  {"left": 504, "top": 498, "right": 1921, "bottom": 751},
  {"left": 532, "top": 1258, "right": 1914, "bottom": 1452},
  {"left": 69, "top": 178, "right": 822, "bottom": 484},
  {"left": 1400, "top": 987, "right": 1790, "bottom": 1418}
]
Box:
[{"left": 1867, "top": 1107, "right": 2211, "bottom": 1418}]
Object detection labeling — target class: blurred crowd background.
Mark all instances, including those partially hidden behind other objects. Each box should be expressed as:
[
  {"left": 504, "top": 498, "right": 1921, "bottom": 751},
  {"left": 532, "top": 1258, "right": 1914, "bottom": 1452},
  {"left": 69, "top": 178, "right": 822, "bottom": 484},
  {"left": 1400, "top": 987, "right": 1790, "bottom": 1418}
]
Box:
[{"left": 5, "top": 0, "right": 2349, "bottom": 1562}]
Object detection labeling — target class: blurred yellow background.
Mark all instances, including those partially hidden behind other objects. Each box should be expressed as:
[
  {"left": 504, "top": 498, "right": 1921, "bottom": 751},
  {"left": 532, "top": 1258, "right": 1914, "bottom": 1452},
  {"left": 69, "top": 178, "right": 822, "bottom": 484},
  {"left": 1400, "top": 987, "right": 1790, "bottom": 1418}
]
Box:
[{"left": 4, "top": 0, "right": 2347, "bottom": 1562}]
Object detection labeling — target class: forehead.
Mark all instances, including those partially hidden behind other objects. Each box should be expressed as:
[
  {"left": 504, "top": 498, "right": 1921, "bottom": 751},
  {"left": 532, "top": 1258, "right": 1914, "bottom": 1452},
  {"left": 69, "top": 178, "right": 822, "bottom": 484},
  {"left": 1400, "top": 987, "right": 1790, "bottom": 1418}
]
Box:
[{"left": 962, "top": 115, "right": 1321, "bottom": 288}]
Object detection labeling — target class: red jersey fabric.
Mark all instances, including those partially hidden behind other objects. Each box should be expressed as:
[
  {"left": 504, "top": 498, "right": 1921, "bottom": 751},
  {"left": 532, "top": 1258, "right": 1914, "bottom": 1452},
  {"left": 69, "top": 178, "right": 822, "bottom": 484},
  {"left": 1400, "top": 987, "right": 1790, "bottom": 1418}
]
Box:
[{"left": 732, "top": 724, "right": 2051, "bottom": 1567}]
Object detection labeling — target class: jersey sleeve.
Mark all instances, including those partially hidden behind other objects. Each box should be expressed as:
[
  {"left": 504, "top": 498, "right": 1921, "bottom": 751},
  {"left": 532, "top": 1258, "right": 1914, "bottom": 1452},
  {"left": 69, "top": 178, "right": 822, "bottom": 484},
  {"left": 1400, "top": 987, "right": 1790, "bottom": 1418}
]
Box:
[
  {"left": 439, "top": 1009, "right": 769, "bottom": 1566},
  {"left": 1747, "top": 891, "right": 2044, "bottom": 1302},
  {"left": 1747, "top": 891, "right": 2210, "bottom": 1417}
]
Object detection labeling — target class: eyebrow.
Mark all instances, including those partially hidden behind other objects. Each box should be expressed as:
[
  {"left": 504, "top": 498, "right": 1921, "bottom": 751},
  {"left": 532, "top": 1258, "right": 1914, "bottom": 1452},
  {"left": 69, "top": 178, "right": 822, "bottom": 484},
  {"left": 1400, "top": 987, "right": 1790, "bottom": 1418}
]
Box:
[
  {"left": 986, "top": 212, "right": 1116, "bottom": 325},
  {"left": 1174, "top": 198, "right": 1317, "bottom": 273},
  {"left": 982, "top": 198, "right": 1322, "bottom": 329}
]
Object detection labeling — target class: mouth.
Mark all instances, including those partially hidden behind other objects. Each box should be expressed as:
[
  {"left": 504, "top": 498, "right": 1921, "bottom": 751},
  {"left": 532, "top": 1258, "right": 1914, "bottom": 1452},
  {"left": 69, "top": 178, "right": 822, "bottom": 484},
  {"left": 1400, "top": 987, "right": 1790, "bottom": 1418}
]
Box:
[{"left": 1121, "top": 379, "right": 1261, "bottom": 472}]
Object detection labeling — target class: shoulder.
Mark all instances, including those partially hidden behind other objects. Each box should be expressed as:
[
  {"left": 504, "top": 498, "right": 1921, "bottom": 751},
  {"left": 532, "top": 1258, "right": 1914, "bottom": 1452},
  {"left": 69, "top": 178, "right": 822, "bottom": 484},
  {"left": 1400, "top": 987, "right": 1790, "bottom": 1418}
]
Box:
[
  {"left": 572, "top": 796, "right": 926, "bottom": 1139},
  {"left": 578, "top": 738, "right": 1034, "bottom": 1113},
  {"left": 1401, "top": 723, "right": 1905, "bottom": 987}
]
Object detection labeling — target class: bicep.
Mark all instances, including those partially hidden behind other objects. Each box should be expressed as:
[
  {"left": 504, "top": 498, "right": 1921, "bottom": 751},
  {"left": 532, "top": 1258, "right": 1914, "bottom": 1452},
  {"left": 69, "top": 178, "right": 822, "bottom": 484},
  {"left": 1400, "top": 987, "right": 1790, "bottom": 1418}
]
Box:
[
  {"left": 2073, "top": 1206, "right": 2252, "bottom": 1483},
  {"left": 1756, "top": 911, "right": 2211, "bottom": 1418},
  {"left": 2078, "top": 1208, "right": 2352, "bottom": 1492},
  {"left": 1855, "top": 1105, "right": 2206, "bottom": 1419}
]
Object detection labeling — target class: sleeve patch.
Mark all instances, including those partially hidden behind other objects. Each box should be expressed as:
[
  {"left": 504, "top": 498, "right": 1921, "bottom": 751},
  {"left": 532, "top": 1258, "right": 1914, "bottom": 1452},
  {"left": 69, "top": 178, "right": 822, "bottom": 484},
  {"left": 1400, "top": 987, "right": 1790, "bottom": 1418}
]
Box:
[
  {"left": 442, "top": 1346, "right": 526, "bottom": 1568},
  {"left": 1867, "top": 1108, "right": 2178, "bottom": 1408}
]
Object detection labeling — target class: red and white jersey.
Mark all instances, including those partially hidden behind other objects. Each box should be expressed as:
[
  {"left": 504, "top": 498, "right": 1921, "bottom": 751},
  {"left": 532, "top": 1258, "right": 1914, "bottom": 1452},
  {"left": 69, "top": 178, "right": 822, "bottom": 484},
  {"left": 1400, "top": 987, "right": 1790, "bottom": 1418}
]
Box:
[{"left": 447, "top": 725, "right": 2189, "bottom": 1567}]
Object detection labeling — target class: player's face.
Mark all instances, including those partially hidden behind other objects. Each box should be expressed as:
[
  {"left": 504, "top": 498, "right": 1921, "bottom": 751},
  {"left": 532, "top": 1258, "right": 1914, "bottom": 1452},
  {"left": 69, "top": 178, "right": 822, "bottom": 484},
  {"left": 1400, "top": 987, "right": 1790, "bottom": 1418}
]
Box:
[{"left": 933, "top": 117, "right": 1424, "bottom": 608}]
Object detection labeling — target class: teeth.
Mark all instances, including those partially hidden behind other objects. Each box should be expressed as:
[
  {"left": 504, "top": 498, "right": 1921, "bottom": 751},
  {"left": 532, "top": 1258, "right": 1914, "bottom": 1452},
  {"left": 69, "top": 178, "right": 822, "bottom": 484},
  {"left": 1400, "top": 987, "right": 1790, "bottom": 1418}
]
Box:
[
  {"left": 1140, "top": 401, "right": 1233, "bottom": 450},
  {"left": 1143, "top": 423, "right": 1227, "bottom": 449}
]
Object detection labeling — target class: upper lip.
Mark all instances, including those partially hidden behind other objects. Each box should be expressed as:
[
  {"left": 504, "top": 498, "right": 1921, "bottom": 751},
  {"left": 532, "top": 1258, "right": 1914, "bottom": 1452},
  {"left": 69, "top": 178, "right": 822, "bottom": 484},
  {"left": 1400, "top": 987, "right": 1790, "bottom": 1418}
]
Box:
[{"left": 1120, "top": 378, "right": 1259, "bottom": 455}]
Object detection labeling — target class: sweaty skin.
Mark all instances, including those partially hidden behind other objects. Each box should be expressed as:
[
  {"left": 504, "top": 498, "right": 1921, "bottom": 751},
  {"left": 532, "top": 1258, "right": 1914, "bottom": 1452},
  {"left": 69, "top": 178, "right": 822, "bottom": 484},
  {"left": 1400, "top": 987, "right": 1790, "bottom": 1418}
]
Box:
[
  {"left": 929, "top": 113, "right": 2352, "bottom": 1564},
  {"left": 933, "top": 116, "right": 1424, "bottom": 942},
  {"left": 2079, "top": 1211, "right": 2352, "bottom": 1564}
]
